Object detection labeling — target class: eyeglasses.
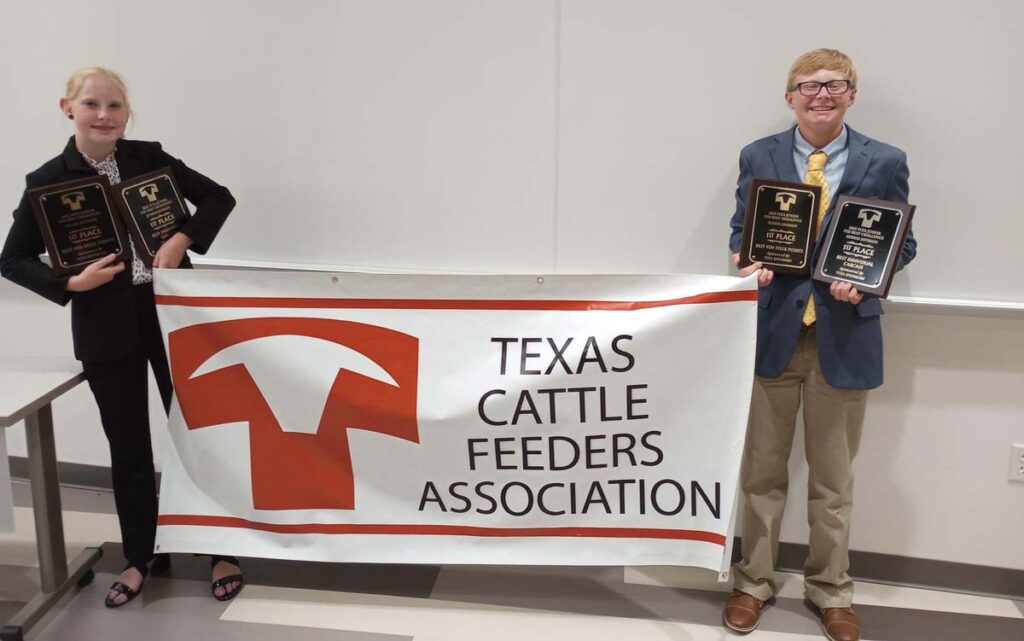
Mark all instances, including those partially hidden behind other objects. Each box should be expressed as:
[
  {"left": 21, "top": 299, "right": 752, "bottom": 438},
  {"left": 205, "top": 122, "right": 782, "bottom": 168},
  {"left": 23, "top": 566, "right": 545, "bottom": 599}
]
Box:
[{"left": 791, "top": 80, "right": 854, "bottom": 96}]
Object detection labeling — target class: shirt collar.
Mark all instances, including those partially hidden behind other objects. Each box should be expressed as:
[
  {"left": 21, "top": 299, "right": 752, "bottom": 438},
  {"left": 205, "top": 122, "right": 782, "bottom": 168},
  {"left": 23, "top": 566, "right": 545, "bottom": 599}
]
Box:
[
  {"left": 62, "top": 135, "right": 120, "bottom": 173},
  {"left": 793, "top": 125, "right": 848, "bottom": 161},
  {"left": 79, "top": 149, "right": 117, "bottom": 169}
]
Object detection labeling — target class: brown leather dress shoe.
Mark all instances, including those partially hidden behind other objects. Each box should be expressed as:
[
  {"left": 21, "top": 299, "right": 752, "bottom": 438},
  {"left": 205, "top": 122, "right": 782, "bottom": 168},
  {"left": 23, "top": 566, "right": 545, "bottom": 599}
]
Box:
[
  {"left": 723, "top": 590, "right": 767, "bottom": 633},
  {"left": 821, "top": 607, "right": 859, "bottom": 641}
]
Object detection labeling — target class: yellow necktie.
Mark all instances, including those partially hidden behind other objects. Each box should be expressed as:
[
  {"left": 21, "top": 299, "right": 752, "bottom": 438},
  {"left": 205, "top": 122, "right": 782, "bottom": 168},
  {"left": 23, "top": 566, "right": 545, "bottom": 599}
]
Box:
[{"left": 802, "top": 150, "right": 830, "bottom": 326}]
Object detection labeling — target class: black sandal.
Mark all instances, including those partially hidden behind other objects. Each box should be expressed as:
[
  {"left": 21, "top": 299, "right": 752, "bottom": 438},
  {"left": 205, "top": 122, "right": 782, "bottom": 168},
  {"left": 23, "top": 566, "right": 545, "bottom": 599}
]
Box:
[
  {"left": 104, "top": 562, "right": 148, "bottom": 608},
  {"left": 210, "top": 555, "right": 244, "bottom": 601}
]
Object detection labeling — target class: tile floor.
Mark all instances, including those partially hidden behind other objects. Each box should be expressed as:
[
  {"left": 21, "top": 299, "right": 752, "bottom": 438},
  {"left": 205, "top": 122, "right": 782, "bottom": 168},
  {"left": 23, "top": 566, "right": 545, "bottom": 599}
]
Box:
[{"left": 1, "top": 482, "right": 1021, "bottom": 641}]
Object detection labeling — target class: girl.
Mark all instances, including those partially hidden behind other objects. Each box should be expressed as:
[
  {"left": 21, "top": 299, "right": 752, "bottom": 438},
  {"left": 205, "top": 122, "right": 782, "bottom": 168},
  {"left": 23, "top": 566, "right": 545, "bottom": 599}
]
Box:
[{"left": 1, "top": 67, "right": 243, "bottom": 607}]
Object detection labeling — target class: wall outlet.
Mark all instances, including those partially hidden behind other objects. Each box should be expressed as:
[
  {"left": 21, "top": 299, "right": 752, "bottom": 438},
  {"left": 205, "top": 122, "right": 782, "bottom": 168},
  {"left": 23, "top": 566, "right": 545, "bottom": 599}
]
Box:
[{"left": 1011, "top": 444, "right": 1024, "bottom": 482}]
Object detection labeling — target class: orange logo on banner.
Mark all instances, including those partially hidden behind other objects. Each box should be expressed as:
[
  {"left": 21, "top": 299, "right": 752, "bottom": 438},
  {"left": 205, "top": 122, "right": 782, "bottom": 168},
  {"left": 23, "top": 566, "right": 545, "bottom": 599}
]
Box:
[{"left": 168, "top": 317, "right": 419, "bottom": 511}]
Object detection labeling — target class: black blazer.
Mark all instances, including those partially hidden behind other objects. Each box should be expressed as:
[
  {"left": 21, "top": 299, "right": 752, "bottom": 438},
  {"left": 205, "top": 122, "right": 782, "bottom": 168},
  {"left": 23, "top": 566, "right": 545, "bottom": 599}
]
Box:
[{"left": 1, "top": 137, "right": 235, "bottom": 362}]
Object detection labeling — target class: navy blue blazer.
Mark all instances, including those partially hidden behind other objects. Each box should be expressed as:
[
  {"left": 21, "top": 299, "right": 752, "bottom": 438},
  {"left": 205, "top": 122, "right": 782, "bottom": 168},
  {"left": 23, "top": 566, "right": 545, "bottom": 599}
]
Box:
[
  {"left": 1, "top": 137, "right": 235, "bottom": 362},
  {"left": 728, "top": 126, "right": 916, "bottom": 390}
]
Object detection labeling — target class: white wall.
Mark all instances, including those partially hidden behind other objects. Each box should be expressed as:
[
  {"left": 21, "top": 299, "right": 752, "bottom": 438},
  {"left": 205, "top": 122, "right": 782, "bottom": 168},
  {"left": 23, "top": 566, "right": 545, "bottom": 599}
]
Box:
[
  {"left": 2, "top": 0, "right": 1022, "bottom": 571},
  {"left": 784, "top": 308, "right": 1024, "bottom": 570},
  {"left": 555, "top": 0, "right": 1024, "bottom": 305}
]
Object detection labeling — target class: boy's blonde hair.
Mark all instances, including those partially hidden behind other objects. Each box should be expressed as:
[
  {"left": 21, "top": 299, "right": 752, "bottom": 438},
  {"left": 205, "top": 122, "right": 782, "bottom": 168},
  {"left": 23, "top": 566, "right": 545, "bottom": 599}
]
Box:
[{"left": 787, "top": 49, "right": 858, "bottom": 91}]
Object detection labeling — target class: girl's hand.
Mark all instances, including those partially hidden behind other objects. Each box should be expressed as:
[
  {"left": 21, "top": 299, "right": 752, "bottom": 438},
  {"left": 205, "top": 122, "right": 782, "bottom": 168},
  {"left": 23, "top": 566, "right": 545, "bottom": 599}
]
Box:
[
  {"left": 67, "top": 254, "right": 124, "bottom": 292},
  {"left": 152, "top": 232, "right": 193, "bottom": 269}
]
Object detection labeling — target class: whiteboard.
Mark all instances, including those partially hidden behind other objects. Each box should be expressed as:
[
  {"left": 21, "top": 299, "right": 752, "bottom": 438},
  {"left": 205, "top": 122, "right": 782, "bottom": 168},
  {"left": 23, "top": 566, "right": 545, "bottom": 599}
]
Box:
[{"left": 1, "top": 0, "right": 1021, "bottom": 303}]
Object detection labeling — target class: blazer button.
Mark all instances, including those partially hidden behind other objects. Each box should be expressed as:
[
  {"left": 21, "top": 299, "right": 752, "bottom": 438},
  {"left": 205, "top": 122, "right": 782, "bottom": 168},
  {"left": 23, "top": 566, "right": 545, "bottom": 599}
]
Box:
[{"left": 795, "top": 299, "right": 804, "bottom": 308}]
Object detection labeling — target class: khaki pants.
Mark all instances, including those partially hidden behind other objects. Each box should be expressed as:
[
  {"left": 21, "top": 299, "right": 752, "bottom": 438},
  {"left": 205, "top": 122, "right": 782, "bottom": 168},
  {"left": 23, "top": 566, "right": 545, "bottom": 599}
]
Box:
[{"left": 733, "top": 326, "right": 867, "bottom": 608}]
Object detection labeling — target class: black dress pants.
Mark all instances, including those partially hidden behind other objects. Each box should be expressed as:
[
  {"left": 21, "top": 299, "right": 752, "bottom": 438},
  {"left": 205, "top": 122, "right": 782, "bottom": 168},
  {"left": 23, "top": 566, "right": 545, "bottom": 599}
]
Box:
[{"left": 82, "top": 283, "right": 173, "bottom": 567}]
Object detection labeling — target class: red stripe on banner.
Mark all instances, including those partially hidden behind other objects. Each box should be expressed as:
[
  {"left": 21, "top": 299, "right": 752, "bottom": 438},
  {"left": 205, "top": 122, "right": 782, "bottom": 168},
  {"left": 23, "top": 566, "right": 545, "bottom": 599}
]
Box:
[
  {"left": 157, "top": 515, "right": 726, "bottom": 545},
  {"left": 154, "top": 290, "right": 756, "bottom": 310}
]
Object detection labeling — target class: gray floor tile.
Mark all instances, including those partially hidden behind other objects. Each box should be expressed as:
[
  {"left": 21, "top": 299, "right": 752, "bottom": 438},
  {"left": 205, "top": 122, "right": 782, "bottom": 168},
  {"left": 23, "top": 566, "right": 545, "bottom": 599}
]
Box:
[
  {"left": 431, "top": 564, "right": 823, "bottom": 633},
  {"left": 857, "top": 601, "right": 1024, "bottom": 641},
  {"left": 7, "top": 556, "right": 1024, "bottom": 640},
  {"left": 94, "top": 542, "right": 441, "bottom": 598},
  {"left": 6, "top": 482, "right": 1022, "bottom": 640},
  {"left": 0, "top": 601, "right": 24, "bottom": 626},
  {"left": 30, "top": 569, "right": 412, "bottom": 641},
  {"left": 430, "top": 565, "right": 1024, "bottom": 640},
  {"left": 0, "top": 563, "right": 44, "bottom": 603}
]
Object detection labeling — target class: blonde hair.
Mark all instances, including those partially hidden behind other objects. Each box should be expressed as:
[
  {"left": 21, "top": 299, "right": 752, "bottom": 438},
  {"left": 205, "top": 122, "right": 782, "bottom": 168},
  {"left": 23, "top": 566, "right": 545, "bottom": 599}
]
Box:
[
  {"left": 786, "top": 49, "right": 858, "bottom": 92},
  {"left": 64, "top": 66, "right": 132, "bottom": 118}
]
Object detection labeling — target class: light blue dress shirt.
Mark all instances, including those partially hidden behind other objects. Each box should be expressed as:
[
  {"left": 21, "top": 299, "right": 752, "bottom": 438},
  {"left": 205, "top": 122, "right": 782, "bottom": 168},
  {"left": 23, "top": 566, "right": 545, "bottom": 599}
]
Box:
[{"left": 793, "top": 125, "right": 848, "bottom": 196}]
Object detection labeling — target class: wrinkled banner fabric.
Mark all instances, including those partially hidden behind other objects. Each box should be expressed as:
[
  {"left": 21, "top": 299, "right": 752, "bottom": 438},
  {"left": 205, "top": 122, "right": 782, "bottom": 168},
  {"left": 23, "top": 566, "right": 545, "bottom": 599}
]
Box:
[{"left": 153, "top": 269, "right": 756, "bottom": 573}]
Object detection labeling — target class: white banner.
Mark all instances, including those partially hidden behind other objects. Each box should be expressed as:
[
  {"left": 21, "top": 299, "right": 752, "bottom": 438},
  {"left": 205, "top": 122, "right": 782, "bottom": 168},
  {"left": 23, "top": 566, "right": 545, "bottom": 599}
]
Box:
[{"left": 154, "top": 269, "right": 756, "bottom": 573}]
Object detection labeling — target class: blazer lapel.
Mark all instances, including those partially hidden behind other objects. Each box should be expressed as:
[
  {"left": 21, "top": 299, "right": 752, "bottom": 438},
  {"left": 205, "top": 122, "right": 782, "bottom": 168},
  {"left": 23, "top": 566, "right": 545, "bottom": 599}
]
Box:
[
  {"left": 768, "top": 127, "right": 802, "bottom": 184},
  {"left": 60, "top": 136, "right": 96, "bottom": 177},
  {"left": 820, "top": 126, "right": 874, "bottom": 232},
  {"left": 114, "top": 141, "right": 144, "bottom": 180},
  {"left": 60, "top": 135, "right": 147, "bottom": 181},
  {"left": 835, "top": 126, "right": 872, "bottom": 198}
]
